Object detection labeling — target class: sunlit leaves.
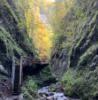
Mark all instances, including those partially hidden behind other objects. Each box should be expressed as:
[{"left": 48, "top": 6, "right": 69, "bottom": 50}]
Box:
[
  {"left": 33, "top": 20, "right": 53, "bottom": 59},
  {"left": 23, "top": 0, "right": 54, "bottom": 60}
]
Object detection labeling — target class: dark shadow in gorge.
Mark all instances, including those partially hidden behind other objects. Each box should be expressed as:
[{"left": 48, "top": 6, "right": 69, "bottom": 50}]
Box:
[{"left": 23, "top": 63, "right": 49, "bottom": 79}]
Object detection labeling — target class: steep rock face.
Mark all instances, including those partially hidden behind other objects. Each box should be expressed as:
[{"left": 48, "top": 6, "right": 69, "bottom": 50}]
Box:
[
  {"left": 0, "top": 0, "right": 33, "bottom": 75},
  {"left": 51, "top": 0, "right": 98, "bottom": 99},
  {"left": 51, "top": 0, "right": 98, "bottom": 76},
  {"left": 69, "top": 0, "right": 98, "bottom": 69},
  {"left": 51, "top": 48, "right": 68, "bottom": 78}
]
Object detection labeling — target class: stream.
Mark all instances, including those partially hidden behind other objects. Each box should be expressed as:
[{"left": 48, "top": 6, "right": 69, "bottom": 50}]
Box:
[{"left": 38, "top": 86, "right": 80, "bottom": 100}]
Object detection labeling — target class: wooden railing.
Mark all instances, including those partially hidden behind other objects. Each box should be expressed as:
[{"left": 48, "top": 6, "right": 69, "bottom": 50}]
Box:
[{"left": 11, "top": 56, "right": 49, "bottom": 95}]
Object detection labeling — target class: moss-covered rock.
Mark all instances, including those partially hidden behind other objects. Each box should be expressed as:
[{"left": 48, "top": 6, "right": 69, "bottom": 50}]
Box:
[
  {"left": 0, "top": 0, "right": 34, "bottom": 75},
  {"left": 51, "top": 0, "right": 98, "bottom": 99},
  {"left": 62, "top": 0, "right": 98, "bottom": 99}
]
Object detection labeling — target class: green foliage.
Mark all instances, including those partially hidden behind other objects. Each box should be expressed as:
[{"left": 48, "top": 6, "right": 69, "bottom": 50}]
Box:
[
  {"left": 24, "top": 77, "right": 38, "bottom": 90},
  {"left": 0, "top": 27, "right": 25, "bottom": 57},
  {"left": 0, "top": 0, "right": 34, "bottom": 60},
  {"left": 22, "top": 77, "right": 38, "bottom": 100},
  {"left": 2, "top": 0, "right": 19, "bottom": 22},
  {"left": 62, "top": 69, "right": 78, "bottom": 96},
  {"left": 78, "top": 45, "right": 98, "bottom": 67},
  {"left": 62, "top": 68, "right": 98, "bottom": 99}
]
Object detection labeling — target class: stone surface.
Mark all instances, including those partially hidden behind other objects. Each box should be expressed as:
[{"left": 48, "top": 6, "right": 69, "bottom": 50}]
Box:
[
  {"left": 51, "top": 48, "right": 68, "bottom": 78},
  {"left": 38, "top": 86, "right": 69, "bottom": 100}
]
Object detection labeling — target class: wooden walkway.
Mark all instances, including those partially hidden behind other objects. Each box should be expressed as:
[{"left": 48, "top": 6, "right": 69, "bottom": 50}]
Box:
[{"left": 10, "top": 56, "right": 48, "bottom": 100}]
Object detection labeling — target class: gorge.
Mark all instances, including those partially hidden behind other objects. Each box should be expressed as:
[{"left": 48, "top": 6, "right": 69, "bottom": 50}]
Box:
[{"left": 0, "top": 0, "right": 98, "bottom": 100}]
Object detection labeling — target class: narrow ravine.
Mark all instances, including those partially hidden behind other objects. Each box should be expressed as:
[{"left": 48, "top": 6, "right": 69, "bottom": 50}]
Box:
[{"left": 0, "top": 0, "right": 98, "bottom": 100}]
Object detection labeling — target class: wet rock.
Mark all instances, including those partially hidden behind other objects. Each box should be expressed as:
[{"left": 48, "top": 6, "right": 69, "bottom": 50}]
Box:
[
  {"left": 53, "top": 93, "right": 68, "bottom": 100},
  {"left": 38, "top": 86, "right": 49, "bottom": 95},
  {"left": 47, "top": 96, "right": 54, "bottom": 100},
  {"left": 38, "top": 86, "right": 69, "bottom": 100}
]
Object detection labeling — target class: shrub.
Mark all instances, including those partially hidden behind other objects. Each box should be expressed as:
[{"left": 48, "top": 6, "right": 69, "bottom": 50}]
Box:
[
  {"left": 62, "top": 69, "right": 79, "bottom": 97},
  {"left": 62, "top": 67, "right": 98, "bottom": 99},
  {"left": 22, "top": 77, "right": 38, "bottom": 100}
]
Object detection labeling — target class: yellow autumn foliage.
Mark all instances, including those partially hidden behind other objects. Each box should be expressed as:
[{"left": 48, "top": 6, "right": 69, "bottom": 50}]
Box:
[
  {"left": 19, "top": 0, "right": 74, "bottom": 60},
  {"left": 23, "top": 0, "right": 54, "bottom": 60},
  {"left": 33, "top": 20, "right": 53, "bottom": 59}
]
